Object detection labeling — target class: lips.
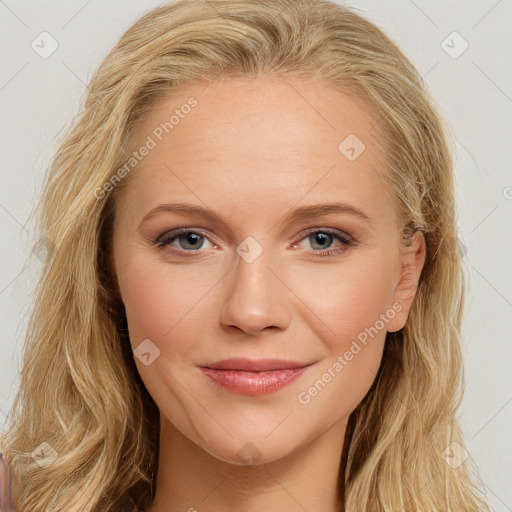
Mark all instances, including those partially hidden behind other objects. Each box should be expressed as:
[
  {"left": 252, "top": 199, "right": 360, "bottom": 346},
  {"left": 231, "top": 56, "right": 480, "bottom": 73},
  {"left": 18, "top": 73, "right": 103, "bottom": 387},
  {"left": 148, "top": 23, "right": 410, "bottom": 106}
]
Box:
[
  {"left": 202, "top": 357, "right": 310, "bottom": 372},
  {"left": 199, "top": 358, "right": 313, "bottom": 395}
]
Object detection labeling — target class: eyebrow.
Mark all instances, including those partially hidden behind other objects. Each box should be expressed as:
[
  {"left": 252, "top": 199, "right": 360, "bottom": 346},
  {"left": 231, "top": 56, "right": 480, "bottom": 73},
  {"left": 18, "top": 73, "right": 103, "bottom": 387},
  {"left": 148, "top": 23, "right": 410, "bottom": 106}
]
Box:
[{"left": 139, "top": 201, "right": 374, "bottom": 231}]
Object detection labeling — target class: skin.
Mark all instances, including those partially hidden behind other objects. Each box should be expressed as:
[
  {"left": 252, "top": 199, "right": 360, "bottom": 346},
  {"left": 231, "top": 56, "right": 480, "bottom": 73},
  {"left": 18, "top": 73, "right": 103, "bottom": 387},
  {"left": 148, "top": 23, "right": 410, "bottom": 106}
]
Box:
[{"left": 112, "top": 74, "right": 426, "bottom": 512}]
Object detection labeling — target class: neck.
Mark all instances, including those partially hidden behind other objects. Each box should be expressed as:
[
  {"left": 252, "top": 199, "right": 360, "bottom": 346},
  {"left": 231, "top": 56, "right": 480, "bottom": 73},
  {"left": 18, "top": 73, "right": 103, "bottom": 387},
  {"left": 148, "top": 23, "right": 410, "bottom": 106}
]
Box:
[{"left": 148, "top": 416, "right": 347, "bottom": 512}]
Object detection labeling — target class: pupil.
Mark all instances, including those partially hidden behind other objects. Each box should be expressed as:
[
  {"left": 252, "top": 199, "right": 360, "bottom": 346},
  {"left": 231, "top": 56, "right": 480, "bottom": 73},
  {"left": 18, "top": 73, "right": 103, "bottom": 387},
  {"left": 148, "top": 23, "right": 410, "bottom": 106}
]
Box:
[
  {"left": 182, "top": 233, "right": 202, "bottom": 249},
  {"left": 312, "top": 232, "right": 331, "bottom": 249}
]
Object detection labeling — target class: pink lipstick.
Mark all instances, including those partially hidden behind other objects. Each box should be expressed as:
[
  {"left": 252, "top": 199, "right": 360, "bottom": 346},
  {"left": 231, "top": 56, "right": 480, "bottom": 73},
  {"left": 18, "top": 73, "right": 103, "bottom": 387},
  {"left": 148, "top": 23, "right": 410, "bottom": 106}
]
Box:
[{"left": 200, "top": 358, "right": 312, "bottom": 395}]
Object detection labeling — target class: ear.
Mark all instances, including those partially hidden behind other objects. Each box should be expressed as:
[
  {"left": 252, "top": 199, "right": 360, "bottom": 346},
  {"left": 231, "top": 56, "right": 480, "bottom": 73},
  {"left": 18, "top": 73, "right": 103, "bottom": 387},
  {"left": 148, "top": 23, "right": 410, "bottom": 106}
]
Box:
[{"left": 387, "top": 230, "right": 426, "bottom": 333}]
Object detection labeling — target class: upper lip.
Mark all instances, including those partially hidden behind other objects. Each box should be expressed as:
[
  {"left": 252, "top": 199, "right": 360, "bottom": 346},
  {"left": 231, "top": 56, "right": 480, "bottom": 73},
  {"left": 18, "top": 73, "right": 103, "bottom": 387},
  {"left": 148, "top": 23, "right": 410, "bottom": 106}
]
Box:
[{"left": 202, "top": 358, "right": 312, "bottom": 372}]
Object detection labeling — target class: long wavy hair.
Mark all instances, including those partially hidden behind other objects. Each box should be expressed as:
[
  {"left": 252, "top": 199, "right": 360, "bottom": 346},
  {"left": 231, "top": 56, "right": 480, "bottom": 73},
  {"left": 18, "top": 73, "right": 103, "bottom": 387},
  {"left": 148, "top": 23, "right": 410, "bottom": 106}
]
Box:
[{"left": 0, "top": 0, "right": 490, "bottom": 510}]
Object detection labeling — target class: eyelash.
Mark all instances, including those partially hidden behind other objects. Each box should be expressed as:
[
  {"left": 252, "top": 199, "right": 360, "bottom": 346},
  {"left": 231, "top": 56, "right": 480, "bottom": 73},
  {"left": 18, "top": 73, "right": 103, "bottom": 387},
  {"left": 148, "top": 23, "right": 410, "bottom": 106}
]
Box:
[{"left": 152, "top": 225, "right": 356, "bottom": 259}]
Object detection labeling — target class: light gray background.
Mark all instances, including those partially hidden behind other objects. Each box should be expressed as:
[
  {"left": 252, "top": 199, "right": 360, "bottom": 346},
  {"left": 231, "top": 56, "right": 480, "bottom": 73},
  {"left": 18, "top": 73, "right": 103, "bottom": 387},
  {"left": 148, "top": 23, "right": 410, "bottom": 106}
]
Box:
[{"left": 1, "top": 1, "right": 511, "bottom": 510}]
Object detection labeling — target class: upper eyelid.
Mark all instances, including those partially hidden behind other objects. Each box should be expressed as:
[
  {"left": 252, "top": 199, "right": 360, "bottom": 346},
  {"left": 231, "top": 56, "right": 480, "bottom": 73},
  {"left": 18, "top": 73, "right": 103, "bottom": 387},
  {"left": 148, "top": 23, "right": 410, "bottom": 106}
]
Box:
[
  {"left": 158, "top": 227, "right": 217, "bottom": 242},
  {"left": 295, "top": 224, "right": 353, "bottom": 241}
]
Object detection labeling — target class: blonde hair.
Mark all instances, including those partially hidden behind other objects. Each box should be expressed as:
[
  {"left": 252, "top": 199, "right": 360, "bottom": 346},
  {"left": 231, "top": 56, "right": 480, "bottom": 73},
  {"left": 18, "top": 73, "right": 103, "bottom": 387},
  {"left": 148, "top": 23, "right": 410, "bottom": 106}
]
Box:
[{"left": 0, "top": 0, "right": 490, "bottom": 510}]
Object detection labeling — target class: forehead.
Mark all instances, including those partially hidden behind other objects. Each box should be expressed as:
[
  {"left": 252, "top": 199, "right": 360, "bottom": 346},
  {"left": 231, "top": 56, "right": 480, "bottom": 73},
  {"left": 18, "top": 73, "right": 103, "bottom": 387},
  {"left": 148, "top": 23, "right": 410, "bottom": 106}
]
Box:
[{"left": 120, "top": 75, "right": 395, "bottom": 226}]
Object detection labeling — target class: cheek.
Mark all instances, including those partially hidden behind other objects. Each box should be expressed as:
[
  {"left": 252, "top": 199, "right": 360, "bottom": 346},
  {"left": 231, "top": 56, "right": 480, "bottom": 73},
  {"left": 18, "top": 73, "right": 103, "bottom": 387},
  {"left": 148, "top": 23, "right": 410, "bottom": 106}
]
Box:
[
  {"left": 292, "top": 254, "right": 395, "bottom": 408},
  {"left": 116, "top": 253, "right": 218, "bottom": 360},
  {"left": 299, "top": 251, "right": 396, "bottom": 347}
]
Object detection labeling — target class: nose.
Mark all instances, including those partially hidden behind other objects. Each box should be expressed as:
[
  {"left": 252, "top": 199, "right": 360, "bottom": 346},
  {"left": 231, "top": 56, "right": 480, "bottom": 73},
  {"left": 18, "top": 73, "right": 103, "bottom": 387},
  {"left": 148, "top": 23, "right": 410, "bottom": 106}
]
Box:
[{"left": 219, "top": 244, "right": 291, "bottom": 336}]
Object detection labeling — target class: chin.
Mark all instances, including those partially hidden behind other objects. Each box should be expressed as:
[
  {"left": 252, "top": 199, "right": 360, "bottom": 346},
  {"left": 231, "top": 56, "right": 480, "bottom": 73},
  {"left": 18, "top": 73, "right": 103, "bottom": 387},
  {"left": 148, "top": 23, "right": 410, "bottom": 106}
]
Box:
[{"left": 195, "top": 428, "right": 296, "bottom": 466}]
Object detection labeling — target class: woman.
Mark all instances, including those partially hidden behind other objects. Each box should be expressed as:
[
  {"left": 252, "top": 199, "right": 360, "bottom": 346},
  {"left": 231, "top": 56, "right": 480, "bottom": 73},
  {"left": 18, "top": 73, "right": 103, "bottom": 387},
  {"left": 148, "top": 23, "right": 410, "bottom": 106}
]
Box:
[{"left": 0, "top": 0, "right": 490, "bottom": 510}]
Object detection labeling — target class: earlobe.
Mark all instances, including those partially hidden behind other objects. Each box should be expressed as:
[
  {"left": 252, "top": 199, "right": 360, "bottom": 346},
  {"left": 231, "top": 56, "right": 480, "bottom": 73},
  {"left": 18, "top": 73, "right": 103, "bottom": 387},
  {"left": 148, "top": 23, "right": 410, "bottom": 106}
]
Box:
[{"left": 387, "top": 230, "right": 427, "bottom": 333}]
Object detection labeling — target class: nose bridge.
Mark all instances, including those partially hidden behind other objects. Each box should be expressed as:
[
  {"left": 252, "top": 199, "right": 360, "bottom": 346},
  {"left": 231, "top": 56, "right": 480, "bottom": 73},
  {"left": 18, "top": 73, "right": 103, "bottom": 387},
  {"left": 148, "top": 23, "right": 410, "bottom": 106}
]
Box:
[{"left": 219, "top": 235, "right": 290, "bottom": 334}]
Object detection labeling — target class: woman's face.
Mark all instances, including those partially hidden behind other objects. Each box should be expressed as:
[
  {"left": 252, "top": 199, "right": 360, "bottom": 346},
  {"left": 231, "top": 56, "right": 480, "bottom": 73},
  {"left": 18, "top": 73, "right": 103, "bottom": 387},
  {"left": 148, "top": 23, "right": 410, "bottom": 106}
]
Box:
[{"left": 112, "top": 75, "right": 425, "bottom": 465}]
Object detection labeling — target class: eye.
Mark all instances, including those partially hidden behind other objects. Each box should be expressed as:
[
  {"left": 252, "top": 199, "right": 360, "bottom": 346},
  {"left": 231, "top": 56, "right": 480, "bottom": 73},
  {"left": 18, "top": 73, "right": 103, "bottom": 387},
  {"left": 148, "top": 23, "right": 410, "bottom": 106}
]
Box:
[
  {"left": 291, "top": 226, "right": 355, "bottom": 258},
  {"left": 153, "top": 228, "right": 217, "bottom": 255}
]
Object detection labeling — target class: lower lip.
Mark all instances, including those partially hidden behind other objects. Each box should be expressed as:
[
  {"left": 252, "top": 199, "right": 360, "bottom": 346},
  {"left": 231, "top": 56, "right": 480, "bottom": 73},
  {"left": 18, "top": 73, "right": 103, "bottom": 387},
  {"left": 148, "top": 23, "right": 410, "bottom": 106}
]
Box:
[{"left": 200, "top": 366, "right": 310, "bottom": 395}]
